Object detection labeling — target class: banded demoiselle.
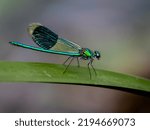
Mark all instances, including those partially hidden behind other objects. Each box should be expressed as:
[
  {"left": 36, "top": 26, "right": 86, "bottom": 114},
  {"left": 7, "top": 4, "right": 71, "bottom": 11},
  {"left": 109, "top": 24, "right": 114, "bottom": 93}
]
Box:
[{"left": 9, "top": 23, "right": 101, "bottom": 78}]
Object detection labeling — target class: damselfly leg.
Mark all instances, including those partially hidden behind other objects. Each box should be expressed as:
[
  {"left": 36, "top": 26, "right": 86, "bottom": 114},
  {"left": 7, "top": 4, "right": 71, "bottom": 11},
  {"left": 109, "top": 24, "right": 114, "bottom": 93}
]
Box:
[{"left": 87, "top": 59, "right": 97, "bottom": 79}]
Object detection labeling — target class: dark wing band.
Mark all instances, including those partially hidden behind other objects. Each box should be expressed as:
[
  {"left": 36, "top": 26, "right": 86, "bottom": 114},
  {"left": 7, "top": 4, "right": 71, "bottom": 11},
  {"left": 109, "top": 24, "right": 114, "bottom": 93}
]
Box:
[{"left": 32, "top": 25, "right": 58, "bottom": 50}]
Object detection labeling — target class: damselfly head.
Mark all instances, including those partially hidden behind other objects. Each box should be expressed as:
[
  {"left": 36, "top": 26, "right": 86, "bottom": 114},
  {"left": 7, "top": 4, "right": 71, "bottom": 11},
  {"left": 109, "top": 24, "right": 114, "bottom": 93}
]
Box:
[{"left": 94, "top": 50, "right": 101, "bottom": 60}]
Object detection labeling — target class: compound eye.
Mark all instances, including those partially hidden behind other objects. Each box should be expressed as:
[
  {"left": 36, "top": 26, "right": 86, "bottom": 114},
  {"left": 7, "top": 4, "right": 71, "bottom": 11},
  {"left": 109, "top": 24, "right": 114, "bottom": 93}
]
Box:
[
  {"left": 96, "top": 54, "right": 100, "bottom": 59},
  {"left": 94, "top": 51, "right": 101, "bottom": 60}
]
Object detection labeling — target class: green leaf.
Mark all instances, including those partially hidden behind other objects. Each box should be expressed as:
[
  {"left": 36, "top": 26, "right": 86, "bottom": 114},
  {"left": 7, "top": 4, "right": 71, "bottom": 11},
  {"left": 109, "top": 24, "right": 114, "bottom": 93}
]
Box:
[{"left": 0, "top": 61, "right": 150, "bottom": 95}]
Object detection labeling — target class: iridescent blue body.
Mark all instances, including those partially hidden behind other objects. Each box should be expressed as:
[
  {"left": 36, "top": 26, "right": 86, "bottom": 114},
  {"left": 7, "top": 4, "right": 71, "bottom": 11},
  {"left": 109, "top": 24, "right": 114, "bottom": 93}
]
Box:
[{"left": 9, "top": 23, "right": 101, "bottom": 78}]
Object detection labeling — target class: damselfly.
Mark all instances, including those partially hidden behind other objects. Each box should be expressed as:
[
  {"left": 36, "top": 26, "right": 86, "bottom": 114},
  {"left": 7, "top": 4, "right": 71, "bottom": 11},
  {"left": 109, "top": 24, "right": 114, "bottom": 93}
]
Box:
[{"left": 9, "top": 23, "right": 101, "bottom": 78}]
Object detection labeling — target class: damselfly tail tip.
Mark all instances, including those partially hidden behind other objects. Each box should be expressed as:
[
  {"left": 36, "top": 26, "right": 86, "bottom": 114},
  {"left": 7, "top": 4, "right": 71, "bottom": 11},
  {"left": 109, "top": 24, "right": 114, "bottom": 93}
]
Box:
[
  {"left": 9, "top": 41, "right": 14, "bottom": 45},
  {"left": 9, "top": 41, "right": 20, "bottom": 46}
]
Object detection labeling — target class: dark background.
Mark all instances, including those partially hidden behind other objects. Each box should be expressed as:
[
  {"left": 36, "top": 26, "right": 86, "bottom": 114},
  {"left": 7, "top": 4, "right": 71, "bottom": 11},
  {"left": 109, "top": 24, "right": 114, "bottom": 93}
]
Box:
[{"left": 0, "top": 0, "right": 150, "bottom": 112}]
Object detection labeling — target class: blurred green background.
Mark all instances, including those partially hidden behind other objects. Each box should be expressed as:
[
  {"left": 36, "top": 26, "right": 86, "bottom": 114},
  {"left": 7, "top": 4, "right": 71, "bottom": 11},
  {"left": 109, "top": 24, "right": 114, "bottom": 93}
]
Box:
[{"left": 0, "top": 0, "right": 149, "bottom": 112}]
